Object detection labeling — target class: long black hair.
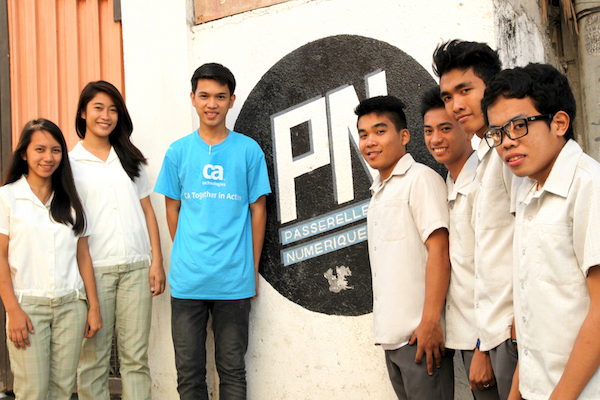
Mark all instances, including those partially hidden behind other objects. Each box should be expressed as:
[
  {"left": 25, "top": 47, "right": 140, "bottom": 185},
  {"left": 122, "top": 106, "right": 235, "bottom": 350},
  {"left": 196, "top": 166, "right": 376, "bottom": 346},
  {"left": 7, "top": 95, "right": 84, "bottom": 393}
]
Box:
[
  {"left": 75, "top": 81, "right": 146, "bottom": 180},
  {"left": 4, "top": 119, "right": 86, "bottom": 235}
]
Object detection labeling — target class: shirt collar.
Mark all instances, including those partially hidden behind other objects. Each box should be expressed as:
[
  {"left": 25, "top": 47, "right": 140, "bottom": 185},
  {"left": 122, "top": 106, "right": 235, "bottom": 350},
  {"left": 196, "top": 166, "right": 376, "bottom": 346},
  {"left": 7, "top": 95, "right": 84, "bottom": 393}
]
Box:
[
  {"left": 447, "top": 150, "right": 478, "bottom": 201},
  {"left": 70, "top": 141, "right": 118, "bottom": 163},
  {"left": 477, "top": 137, "right": 491, "bottom": 161},
  {"left": 369, "top": 153, "right": 415, "bottom": 194},
  {"left": 518, "top": 139, "right": 582, "bottom": 204},
  {"left": 13, "top": 175, "right": 51, "bottom": 207}
]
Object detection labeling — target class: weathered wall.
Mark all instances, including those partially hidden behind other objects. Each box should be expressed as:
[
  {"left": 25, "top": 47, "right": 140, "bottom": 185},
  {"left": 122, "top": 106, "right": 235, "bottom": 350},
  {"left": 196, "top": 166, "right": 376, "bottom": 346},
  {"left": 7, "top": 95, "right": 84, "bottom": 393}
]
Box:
[
  {"left": 493, "top": 0, "right": 561, "bottom": 68},
  {"left": 119, "top": 0, "right": 558, "bottom": 398}
]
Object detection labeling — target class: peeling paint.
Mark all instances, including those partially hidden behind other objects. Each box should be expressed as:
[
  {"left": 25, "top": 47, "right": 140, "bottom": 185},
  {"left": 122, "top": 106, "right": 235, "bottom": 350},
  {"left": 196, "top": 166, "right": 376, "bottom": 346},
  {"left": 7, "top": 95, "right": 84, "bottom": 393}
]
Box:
[{"left": 324, "top": 266, "right": 354, "bottom": 293}]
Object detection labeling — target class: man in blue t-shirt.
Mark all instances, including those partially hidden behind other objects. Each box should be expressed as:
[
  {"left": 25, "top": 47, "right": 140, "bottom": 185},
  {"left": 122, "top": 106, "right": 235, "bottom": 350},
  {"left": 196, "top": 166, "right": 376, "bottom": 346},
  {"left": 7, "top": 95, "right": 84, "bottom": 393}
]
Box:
[{"left": 155, "top": 63, "right": 271, "bottom": 400}]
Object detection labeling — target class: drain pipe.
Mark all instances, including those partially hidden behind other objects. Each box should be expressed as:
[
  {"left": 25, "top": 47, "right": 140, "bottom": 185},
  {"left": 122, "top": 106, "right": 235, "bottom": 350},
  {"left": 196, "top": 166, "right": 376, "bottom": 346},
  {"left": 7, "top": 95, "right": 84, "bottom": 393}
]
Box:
[{"left": 574, "top": 1, "right": 600, "bottom": 160}]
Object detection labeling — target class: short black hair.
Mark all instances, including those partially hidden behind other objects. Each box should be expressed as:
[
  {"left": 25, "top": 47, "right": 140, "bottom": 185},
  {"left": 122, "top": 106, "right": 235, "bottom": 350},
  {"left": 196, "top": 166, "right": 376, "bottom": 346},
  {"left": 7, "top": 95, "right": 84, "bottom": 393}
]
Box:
[
  {"left": 433, "top": 39, "right": 502, "bottom": 85},
  {"left": 420, "top": 86, "right": 445, "bottom": 118},
  {"left": 481, "top": 63, "right": 576, "bottom": 141},
  {"left": 191, "top": 63, "right": 236, "bottom": 95},
  {"left": 354, "top": 95, "right": 407, "bottom": 131}
]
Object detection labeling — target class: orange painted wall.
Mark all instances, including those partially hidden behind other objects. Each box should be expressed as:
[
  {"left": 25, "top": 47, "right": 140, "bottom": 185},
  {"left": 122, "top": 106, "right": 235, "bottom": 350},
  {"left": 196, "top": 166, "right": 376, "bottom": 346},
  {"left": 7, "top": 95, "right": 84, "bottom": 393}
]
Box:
[{"left": 7, "top": 0, "right": 124, "bottom": 149}]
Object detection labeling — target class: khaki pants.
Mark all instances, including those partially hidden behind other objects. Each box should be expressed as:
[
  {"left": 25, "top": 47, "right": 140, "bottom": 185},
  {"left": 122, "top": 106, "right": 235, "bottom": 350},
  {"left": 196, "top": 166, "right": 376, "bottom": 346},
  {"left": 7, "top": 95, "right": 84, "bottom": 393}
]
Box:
[
  {"left": 77, "top": 263, "right": 152, "bottom": 400},
  {"left": 8, "top": 292, "right": 87, "bottom": 400}
]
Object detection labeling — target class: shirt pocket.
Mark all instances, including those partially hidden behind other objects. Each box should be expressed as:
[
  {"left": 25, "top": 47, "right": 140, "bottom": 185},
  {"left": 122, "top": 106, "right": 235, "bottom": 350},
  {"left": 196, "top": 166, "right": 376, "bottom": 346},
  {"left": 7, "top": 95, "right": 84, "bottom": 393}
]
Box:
[
  {"left": 476, "top": 178, "right": 512, "bottom": 231},
  {"left": 534, "top": 224, "right": 585, "bottom": 285},
  {"left": 450, "top": 214, "right": 475, "bottom": 258},
  {"left": 374, "top": 199, "right": 408, "bottom": 242}
]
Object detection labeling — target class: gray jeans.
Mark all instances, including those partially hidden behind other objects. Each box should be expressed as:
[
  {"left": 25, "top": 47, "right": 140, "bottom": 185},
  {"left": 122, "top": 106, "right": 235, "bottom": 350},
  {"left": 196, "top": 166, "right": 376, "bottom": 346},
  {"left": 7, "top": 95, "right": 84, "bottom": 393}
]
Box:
[{"left": 171, "top": 297, "right": 251, "bottom": 400}]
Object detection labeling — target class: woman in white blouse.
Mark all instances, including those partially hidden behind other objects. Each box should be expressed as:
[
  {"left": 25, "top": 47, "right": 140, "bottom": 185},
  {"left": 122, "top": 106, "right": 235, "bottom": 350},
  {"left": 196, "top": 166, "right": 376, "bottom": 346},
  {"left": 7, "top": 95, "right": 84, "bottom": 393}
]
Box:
[
  {"left": 0, "top": 118, "right": 102, "bottom": 399},
  {"left": 71, "top": 81, "right": 165, "bottom": 400}
]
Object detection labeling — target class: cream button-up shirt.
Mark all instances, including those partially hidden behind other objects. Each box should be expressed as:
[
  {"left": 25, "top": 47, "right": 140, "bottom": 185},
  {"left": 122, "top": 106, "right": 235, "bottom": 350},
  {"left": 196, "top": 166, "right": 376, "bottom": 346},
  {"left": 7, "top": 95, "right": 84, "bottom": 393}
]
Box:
[
  {"left": 445, "top": 151, "right": 479, "bottom": 350},
  {"left": 473, "top": 139, "right": 521, "bottom": 351},
  {"left": 368, "top": 153, "right": 449, "bottom": 346},
  {"left": 69, "top": 142, "right": 152, "bottom": 267},
  {"left": 0, "top": 176, "right": 85, "bottom": 298},
  {"left": 514, "top": 140, "right": 600, "bottom": 400}
]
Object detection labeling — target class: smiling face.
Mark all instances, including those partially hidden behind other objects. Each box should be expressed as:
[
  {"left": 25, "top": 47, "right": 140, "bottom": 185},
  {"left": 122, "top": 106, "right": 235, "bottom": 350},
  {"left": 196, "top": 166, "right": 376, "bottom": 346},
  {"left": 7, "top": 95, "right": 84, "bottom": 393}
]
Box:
[
  {"left": 24, "top": 130, "right": 62, "bottom": 184},
  {"left": 358, "top": 112, "right": 410, "bottom": 181},
  {"left": 191, "top": 78, "right": 236, "bottom": 131},
  {"left": 488, "top": 96, "right": 568, "bottom": 187},
  {"left": 439, "top": 67, "right": 487, "bottom": 138},
  {"left": 82, "top": 92, "right": 118, "bottom": 140},
  {"left": 424, "top": 107, "right": 473, "bottom": 180}
]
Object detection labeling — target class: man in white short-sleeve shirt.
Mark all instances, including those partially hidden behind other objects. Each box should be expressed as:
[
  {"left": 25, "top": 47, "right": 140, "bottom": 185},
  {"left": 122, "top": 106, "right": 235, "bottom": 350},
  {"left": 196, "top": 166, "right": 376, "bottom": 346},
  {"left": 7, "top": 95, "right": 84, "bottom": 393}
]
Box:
[
  {"left": 356, "top": 95, "right": 453, "bottom": 400},
  {"left": 434, "top": 39, "right": 519, "bottom": 399},
  {"left": 483, "top": 63, "right": 600, "bottom": 400},
  {"left": 421, "top": 86, "right": 500, "bottom": 400}
]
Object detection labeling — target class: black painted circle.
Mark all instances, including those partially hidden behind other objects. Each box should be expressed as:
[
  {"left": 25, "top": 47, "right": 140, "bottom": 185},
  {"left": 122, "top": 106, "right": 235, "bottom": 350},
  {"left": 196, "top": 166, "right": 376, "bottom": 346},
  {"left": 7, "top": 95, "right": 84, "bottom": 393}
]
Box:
[{"left": 235, "top": 35, "right": 444, "bottom": 316}]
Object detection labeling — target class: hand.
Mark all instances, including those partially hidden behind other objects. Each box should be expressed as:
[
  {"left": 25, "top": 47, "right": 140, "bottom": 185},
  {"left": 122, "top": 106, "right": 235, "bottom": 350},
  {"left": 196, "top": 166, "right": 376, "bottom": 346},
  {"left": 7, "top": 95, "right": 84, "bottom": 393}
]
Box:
[
  {"left": 85, "top": 306, "right": 102, "bottom": 338},
  {"left": 409, "top": 318, "right": 445, "bottom": 375},
  {"left": 7, "top": 307, "right": 33, "bottom": 349},
  {"left": 469, "top": 348, "right": 496, "bottom": 391},
  {"left": 149, "top": 260, "right": 166, "bottom": 296}
]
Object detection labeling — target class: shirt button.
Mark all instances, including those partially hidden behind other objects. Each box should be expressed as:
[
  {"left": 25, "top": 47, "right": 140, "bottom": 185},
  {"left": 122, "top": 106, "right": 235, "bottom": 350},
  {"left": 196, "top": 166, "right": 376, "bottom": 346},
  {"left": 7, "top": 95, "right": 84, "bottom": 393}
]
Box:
[
  {"left": 447, "top": 305, "right": 450, "bottom": 310},
  {"left": 374, "top": 222, "right": 377, "bottom": 226},
  {"left": 522, "top": 316, "right": 526, "bottom": 322},
  {"left": 524, "top": 349, "right": 529, "bottom": 356},
  {"left": 475, "top": 274, "right": 478, "bottom": 279},
  {"left": 521, "top": 283, "right": 524, "bottom": 289},
  {"left": 522, "top": 249, "right": 526, "bottom": 256},
  {"left": 476, "top": 303, "right": 479, "bottom": 309},
  {"left": 374, "top": 246, "right": 377, "bottom": 251},
  {"left": 527, "top": 215, "right": 533, "bottom": 221}
]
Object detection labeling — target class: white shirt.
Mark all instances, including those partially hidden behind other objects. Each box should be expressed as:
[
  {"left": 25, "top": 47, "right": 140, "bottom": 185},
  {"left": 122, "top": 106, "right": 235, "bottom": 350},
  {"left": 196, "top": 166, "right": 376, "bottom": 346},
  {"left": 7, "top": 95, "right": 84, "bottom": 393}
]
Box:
[
  {"left": 0, "top": 176, "right": 85, "bottom": 298},
  {"left": 69, "top": 142, "right": 152, "bottom": 267},
  {"left": 514, "top": 140, "right": 600, "bottom": 400},
  {"left": 368, "top": 153, "right": 449, "bottom": 346},
  {"left": 445, "top": 151, "right": 478, "bottom": 350},
  {"left": 473, "top": 139, "right": 521, "bottom": 351}
]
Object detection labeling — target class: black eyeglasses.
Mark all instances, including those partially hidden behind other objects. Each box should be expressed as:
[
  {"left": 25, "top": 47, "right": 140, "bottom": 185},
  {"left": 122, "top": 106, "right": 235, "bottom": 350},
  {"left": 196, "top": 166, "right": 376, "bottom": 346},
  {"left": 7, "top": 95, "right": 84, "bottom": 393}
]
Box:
[{"left": 484, "top": 114, "right": 554, "bottom": 148}]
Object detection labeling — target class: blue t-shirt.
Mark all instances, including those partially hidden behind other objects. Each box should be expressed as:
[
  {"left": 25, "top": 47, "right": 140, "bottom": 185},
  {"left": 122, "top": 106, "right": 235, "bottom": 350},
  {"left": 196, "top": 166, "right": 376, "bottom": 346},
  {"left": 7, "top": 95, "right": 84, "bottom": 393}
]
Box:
[{"left": 155, "top": 130, "right": 271, "bottom": 300}]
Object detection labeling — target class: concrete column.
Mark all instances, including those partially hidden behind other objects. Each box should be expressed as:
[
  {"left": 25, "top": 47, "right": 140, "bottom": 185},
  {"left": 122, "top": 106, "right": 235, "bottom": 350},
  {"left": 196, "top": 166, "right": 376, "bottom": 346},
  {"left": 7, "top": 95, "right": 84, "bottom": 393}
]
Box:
[{"left": 575, "top": 1, "right": 600, "bottom": 160}]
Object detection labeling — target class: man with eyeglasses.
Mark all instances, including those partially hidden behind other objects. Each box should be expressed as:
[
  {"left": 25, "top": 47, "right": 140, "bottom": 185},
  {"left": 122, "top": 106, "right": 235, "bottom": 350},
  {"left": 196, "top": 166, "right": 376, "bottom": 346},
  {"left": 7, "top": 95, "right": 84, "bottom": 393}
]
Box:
[
  {"left": 433, "top": 40, "right": 520, "bottom": 400},
  {"left": 482, "top": 63, "right": 600, "bottom": 400}
]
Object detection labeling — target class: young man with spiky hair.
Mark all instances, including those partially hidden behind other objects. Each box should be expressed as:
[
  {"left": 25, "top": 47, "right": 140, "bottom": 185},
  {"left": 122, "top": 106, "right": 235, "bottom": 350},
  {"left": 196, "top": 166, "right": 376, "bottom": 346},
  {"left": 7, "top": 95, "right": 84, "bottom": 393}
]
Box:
[
  {"left": 155, "top": 63, "right": 271, "bottom": 400},
  {"left": 433, "top": 40, "right": 520, "bottom": 399},
  {"left": 421, "top": 86, "right": 500, "bottom": 400},
  {"left": 482, "top": 63, "right": 600, "bottom": 400},
  {"left": 356, "top": 95, "right": 454, "bottom": 400}
]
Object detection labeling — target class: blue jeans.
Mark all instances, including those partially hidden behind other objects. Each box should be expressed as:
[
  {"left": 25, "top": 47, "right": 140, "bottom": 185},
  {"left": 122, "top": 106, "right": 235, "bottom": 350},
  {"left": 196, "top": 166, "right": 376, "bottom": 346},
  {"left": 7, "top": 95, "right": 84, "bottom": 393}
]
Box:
[{"left": 171, "top": 297, "right": 251, "bottom": 400}]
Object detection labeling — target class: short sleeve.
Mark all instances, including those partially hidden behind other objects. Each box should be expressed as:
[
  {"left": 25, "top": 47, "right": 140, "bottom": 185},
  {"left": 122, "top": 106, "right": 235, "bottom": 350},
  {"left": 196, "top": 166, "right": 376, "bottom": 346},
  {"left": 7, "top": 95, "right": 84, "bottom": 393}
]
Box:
[
  {"left": 247, "top": 143, "right": 271, "bottom": 204},
  {"left": 409, "top": 168, "right": 449, "bottom": 243},
  {"left": 135, "top": 165, "right": 153, "bottom": 199},
  {"left": 573, "top": 171, "right": 600, "bottom": 276},
  {"left": 0, "top": 190, "right": 10, "bottom": 237},
  {"left": 154, "top": 148, "right": 182, "bottom": 201}
]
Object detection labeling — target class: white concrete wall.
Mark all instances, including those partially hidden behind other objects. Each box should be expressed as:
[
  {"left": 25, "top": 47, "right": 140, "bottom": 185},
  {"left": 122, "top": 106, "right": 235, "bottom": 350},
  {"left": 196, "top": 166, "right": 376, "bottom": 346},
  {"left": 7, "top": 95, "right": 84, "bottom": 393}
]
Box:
[{"left": 119, "top": 0, "right": 556, "bottom": 398}]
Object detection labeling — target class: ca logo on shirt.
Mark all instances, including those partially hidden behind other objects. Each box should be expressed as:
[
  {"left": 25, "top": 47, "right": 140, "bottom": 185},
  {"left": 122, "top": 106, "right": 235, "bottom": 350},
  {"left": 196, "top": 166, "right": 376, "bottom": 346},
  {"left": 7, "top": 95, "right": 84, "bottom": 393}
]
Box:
[{"left": 203, "top": 164, "right": 224, "bottom": 180}]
